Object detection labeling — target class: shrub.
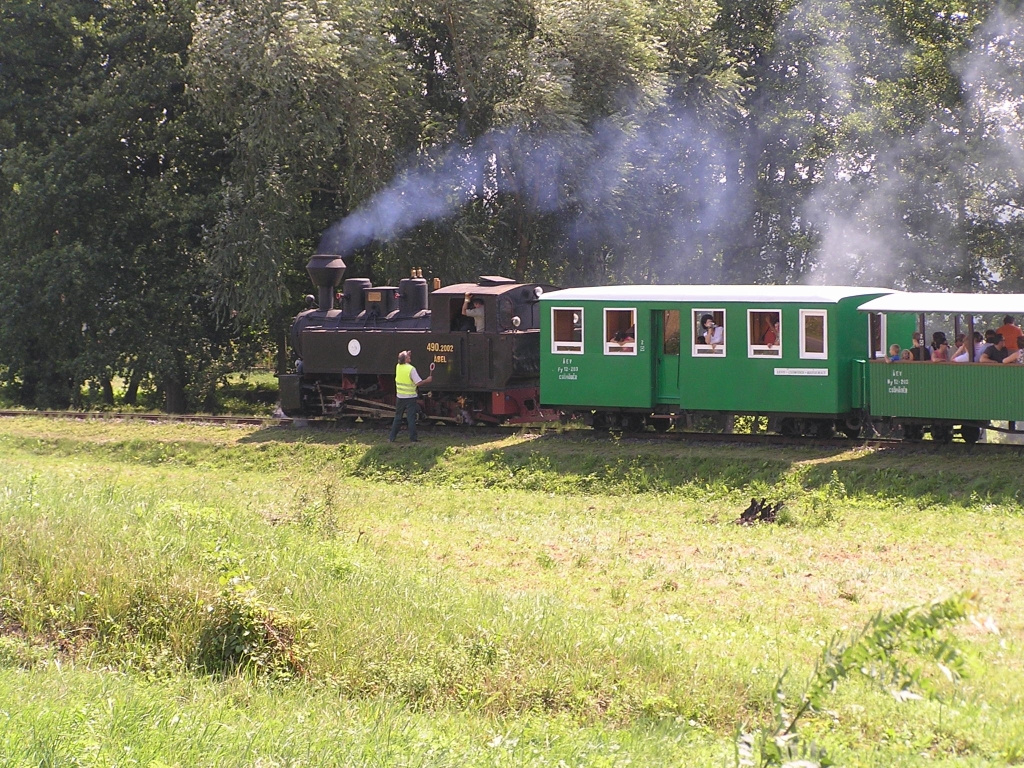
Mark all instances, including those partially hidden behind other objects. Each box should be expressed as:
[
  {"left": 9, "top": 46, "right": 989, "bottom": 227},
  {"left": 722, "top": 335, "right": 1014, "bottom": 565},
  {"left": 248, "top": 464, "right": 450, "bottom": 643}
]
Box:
[{"left": 195, "top": 584, "right": 311, "bottom": 680}]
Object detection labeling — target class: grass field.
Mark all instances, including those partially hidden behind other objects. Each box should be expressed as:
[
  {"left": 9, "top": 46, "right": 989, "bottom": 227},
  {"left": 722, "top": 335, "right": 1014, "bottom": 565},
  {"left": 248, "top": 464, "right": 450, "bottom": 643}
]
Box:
[{"left": 0, "top": 417, "right": 1022, "bottom": 766}]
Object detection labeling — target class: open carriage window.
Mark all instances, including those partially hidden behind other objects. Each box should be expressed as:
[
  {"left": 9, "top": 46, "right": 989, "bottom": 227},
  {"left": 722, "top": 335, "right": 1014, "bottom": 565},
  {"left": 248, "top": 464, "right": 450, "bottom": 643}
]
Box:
[
  {"left": 692, "top": 309, "right": 726, "bottom": 356},
  {"left": 663, "top": 310, "right": 681, "bottom": 355},
  {"left": 748, "top": 310, "right": 782, "bottom": 357},
  {"left": 868, "top": 312, "right": 886, "bottom": 359},
  {"left": 604, "top": 309, "right": 637, "bottom": 354},
  {"left": 552, "top": 307, "right": 584, "bottom": 353},
  {"left": 800, "top": 310, "right": 828, "bottom": 359}
]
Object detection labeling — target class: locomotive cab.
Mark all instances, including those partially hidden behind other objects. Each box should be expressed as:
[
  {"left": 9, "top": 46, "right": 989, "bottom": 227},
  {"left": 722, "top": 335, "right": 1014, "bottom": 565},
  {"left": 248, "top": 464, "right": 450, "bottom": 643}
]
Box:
[{"left": 429, "top": 277, "right": 548, "bottom": 334}]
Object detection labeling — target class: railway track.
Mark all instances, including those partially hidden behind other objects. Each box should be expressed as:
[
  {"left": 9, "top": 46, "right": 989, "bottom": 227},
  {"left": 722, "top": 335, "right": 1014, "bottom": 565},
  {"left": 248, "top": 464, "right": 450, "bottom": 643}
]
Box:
[
  {"left": 0, "top": 409, "right": 290, "bottom": 428},
  {"left": 3, "top": 408, "right": 1020, "bottom": 451}
]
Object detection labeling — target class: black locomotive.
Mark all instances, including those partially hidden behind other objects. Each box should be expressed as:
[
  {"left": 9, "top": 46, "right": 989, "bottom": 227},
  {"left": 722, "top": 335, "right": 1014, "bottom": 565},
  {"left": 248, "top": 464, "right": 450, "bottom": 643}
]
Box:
[{"left": 278, "top": 254, "right": 558, "bottom": 423}]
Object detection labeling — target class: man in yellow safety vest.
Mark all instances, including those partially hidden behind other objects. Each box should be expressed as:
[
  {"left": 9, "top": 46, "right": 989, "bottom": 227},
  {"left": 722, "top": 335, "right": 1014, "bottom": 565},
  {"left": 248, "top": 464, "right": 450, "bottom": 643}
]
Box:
[{"left": 388, "top": 350, "right": 433, "bottom": 442}]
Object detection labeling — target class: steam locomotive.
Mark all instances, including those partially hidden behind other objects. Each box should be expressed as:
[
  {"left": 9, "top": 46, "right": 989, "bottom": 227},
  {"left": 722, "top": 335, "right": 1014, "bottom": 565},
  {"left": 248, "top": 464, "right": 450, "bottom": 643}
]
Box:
[{"left": 277, "top": 255, "right": 557, "bottom": 424}]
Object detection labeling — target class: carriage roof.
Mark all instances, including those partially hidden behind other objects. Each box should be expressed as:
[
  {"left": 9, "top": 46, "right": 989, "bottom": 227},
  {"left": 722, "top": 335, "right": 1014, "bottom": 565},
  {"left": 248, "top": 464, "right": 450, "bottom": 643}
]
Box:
[
  {"left": 540, "top": 285, "right": 895, "bottom": 304},
  {"left": 858, "top": 292, "right": 1024, "bottom": 315}
]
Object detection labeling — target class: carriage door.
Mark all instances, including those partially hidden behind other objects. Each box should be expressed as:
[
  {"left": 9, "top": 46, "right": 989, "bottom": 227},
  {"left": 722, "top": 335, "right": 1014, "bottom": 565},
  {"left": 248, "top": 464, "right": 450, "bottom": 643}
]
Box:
[{"left": 654, "top": 309, "right": 681, "bottom": 403}]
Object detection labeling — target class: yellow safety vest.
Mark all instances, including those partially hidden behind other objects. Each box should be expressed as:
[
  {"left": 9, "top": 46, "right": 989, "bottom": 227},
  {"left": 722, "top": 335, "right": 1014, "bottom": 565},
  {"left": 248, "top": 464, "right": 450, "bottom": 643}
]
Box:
[{"left": 395, "top": 363, "right": 417, "bottom": 397}]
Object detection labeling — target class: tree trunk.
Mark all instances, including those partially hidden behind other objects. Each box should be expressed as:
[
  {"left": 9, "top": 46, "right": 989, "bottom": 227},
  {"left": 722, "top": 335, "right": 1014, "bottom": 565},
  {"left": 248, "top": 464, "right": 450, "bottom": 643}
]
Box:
[
  {"left": 164, "top": 378, "right": 187, "bottom": 413},
  {"left": 124, "top": 369, "right": 141, "bottom": 406},
  {"left": 101, "top": 376, "right": 115, "bottom": 406}
]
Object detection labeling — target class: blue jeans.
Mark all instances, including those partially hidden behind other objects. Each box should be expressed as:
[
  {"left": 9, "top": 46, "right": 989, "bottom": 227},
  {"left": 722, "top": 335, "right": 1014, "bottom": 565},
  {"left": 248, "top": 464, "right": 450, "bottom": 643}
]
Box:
[{"left": 389, "top": 397, "right": 419, "bottom": 441}]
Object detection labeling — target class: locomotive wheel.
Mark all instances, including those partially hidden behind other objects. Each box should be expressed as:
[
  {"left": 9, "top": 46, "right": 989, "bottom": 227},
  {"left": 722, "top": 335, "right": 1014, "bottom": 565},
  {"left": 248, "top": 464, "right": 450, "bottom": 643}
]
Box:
[
  {"left": 930, "top": 425, "right": 953, "bottom": 444},
  {"left": 814, "top": 420, "right": 835, "bottom": 439},
  {"left": 960, "top": 425, "right": 982, "bottom": 444}
]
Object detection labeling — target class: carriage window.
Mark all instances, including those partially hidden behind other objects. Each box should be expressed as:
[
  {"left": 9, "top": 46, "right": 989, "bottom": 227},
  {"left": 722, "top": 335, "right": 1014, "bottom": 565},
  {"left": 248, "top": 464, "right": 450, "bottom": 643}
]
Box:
[
  {"left": 663, "top": 310, "right": 680, "bottom": 355},
  {"left": 552, "top": 307, "right": 584, "bottom": 353},
  {"left": 692, "top": 309, "right": 726, "bottom": 356},
  {"left": 604, "top": 309, "right": 636, "bottom": 354},
  {"left": 868, "top": 312, "right": 886, "bottom": 359},
  {"left": 748, "top": 310, "right": 781, "bottom": 357},
  {"left": 800, "top": 310, "right": 828, "bottom": 359}
]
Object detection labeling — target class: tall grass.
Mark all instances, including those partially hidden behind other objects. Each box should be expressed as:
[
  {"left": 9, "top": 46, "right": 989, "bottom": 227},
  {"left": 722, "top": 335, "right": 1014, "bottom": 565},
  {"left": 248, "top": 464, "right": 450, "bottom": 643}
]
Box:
[{"left": 1, "top": 417, "right": 1022, "bottom": 765}]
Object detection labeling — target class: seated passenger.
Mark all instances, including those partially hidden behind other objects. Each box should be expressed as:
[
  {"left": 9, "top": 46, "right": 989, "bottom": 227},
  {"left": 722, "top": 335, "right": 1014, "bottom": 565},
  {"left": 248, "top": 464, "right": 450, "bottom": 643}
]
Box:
[
  {"left": 909, "top": 332, "right": 931, "bottom": 361},
  {"left": 930, "top": 332, "right": 949, "bottom": 362},
  {"left": 1002, "top": 345, "right": 1024, "bottom": 364},
  {"left": 997, "top": 315, "right": 1023, "bottom": 353},
  {"left": 462, "top": 294, "right": 485, "bottom": 332},
  {"left": 762, "top": 319, "right": 780, "bottom": 348},
  {"left": 980, "top": 333, "right": 1008, "bottom": 363},
  {"left": 973, "top": 331, "right": 988, "bottom": 361},
  {"left": 951, "top": 333, "right": 969, "bottom": 362},
  {"left": 888, "top": 344, "right": 901, "bottom": 362},
  {"left": 900, "top": 349, "right": 913, "bottom": 360},
  {"left": 610, "top": 330, "right": 635, "bottom": 352}
]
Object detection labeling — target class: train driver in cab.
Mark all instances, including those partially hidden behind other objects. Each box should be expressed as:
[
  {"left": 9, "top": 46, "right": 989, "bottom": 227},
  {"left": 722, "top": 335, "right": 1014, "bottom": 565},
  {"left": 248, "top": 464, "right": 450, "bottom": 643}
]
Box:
[{"left": 462, "top": 293, "right": 485, "bottom": 332}]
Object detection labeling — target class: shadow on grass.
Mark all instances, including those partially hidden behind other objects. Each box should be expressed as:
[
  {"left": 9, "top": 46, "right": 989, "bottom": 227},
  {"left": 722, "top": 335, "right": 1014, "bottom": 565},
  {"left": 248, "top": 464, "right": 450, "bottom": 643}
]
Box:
[{"left": 232, "top": 425, "right": 1024, "bottom": 507}]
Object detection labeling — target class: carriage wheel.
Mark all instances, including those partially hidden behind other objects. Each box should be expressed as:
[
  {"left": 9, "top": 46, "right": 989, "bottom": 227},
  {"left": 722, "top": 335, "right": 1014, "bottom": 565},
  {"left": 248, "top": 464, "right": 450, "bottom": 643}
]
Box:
[
  {"left": 815, "top": 420, "right": 835, "bottom": 439},
  {"left": 902, "top": 423, "right": 924, "bottom": 442},
  {"left": 960, "top": 425, "right": 982, "bottom": 444},
  {"left": 839, "top": 419, "right": 862, "bottom": 439},
  {"left": 650, "top": 416, "right": 671, "bottom": 433},
  {"left": 621, "top": 413, "right": 645, "bottom": 432}
]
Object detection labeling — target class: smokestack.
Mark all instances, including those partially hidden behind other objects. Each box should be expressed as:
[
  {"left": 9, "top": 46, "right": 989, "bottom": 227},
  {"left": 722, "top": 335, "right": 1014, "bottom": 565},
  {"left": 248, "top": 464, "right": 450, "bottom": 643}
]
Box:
[{"left": 306, "top": 254, "right": 346, "bottom": 311}]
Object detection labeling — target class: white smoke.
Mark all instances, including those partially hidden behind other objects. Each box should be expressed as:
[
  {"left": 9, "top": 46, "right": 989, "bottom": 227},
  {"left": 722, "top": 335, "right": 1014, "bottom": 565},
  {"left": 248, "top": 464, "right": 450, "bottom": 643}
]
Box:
[
  {"left": 807, "top": 4, "right": 1024, "bottom": 289},
  {"left": 317, "top": 112, "right": 736, "bottom": 283}
]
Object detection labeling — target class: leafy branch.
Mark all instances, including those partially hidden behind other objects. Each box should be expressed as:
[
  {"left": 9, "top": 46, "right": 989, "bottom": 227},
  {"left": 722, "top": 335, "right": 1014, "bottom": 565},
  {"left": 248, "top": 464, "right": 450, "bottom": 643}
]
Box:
[{"left": 738, "top": 592, "right": 977, "bottom": 768}]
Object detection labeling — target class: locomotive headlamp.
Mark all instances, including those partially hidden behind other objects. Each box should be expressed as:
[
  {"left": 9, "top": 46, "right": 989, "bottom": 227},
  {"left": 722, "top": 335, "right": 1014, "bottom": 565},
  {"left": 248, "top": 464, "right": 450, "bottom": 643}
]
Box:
[
  {"left": 512, "top": 316, "right": 521, "bottom": 328},
  {"left": 534, "top": 286, "right": 544, "bottom": 298}
]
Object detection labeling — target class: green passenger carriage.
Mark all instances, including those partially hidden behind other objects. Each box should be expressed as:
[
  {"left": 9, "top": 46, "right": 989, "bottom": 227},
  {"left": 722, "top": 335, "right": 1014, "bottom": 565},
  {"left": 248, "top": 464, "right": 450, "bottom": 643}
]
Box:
[
  {"left": 858, "top": 292, "right": 1024, "bottom": 443},
  {"left": 539, "top": 286, "right": 906, "bottom": 434}
]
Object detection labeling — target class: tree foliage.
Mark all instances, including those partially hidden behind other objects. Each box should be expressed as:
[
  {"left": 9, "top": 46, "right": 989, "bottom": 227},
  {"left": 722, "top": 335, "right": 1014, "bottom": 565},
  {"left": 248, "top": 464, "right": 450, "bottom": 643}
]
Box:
[
  {"left": 1, "top": 0, "right": 1023, "bottom": 409},
  {"left": 0, "top": 0, "right": 241, "bottom": 410}
]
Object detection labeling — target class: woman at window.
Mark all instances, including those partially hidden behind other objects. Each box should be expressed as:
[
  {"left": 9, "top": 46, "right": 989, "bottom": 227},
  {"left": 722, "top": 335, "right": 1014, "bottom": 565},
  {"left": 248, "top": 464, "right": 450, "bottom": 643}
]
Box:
[{"left": 700, "top": 314, "right": 723, "bottom": 350}]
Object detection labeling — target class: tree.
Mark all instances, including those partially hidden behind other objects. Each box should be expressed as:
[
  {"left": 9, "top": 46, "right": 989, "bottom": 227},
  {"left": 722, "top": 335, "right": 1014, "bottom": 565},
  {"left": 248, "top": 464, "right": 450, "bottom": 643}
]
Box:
[
  {"left": 0, "top": 0, "right": 238, "bottom": 410},
  {"left": 190, "top": 0, "right": 422, "bottom": 329}
]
